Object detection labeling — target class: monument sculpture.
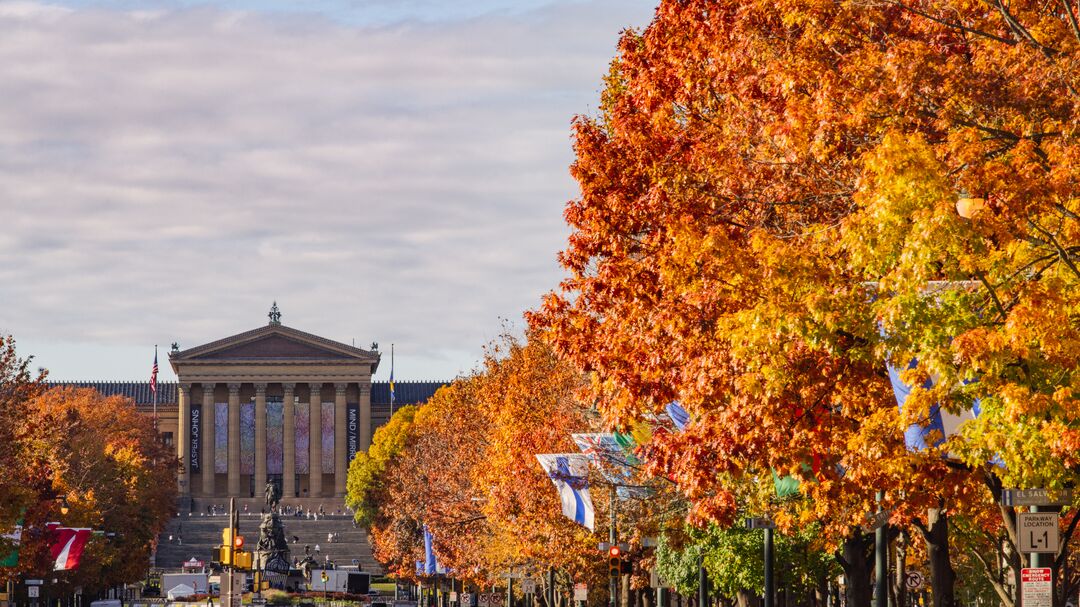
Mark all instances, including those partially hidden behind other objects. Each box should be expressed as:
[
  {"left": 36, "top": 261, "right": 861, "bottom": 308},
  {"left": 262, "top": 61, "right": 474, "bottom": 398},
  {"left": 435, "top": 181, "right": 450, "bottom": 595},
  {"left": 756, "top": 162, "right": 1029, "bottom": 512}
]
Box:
[{"left": 254, "top": 480, "right": 291, "bottom": 575}]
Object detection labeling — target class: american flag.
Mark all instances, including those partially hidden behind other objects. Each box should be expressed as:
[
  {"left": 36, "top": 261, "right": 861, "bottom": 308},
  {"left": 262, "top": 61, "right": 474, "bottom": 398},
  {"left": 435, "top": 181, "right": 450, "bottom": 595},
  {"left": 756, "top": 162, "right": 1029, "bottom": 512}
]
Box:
[{"left": 150, "top": 349, "right": 158, "bottom": 395}]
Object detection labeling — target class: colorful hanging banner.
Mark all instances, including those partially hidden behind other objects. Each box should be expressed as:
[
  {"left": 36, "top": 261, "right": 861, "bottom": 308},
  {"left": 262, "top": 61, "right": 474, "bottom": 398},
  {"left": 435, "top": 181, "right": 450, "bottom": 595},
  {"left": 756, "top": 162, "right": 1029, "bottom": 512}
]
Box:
[{"left": 571, "top": 433, "right": 648, "bottom": 499}]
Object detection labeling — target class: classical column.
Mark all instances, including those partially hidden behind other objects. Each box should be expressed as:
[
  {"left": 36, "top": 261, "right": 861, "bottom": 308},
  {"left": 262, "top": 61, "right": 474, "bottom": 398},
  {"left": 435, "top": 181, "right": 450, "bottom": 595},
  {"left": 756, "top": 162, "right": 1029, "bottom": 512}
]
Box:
[
  {"left": 254, "top": 383, "right": 267, "bottom": 498},
  {"left": 309, "top": 383, "right": 323, "bottom": 497},
  {"left": 177, "top": 383, "right": 191, "bottom": 496},
  {"left": 202, "top": 384, "right": 216, "bottom": 496},
  {"left": 359, "top": 383, "right": 372, "bottom": 451},
  {"left": 282, "top": 383, "right": 295, "bottom": 499},
  {"left": 334, "top": 383, "right": 348, "bottom": 497},
  {"left": 227, "top": 383, "right": 241, "bottom": 496}
]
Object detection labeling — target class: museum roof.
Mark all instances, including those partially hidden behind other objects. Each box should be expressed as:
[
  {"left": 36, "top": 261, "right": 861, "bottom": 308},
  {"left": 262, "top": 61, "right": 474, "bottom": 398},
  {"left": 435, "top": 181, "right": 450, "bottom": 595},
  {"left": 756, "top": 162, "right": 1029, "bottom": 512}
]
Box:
[
  {"left": 50, "top": 381, "right": 178, "bottom": 406},
  {"left": 48, "top": 380, "right": 448, "bottom": 407}
]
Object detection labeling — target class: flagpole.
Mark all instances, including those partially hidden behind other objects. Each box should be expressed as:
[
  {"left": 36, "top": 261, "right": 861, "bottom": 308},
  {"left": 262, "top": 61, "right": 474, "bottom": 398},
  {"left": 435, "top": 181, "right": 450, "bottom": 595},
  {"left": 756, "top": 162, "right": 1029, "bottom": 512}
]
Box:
[{"left": 153, "top": 344, "right": 159, "bottom": 433}]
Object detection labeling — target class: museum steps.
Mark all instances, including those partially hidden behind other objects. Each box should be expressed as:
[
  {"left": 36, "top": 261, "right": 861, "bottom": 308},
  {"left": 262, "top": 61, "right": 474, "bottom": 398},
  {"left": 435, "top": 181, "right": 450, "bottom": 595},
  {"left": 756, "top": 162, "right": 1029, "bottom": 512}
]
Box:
[{"left": 154, "top": 513, "right": 383, "bottom": 574}]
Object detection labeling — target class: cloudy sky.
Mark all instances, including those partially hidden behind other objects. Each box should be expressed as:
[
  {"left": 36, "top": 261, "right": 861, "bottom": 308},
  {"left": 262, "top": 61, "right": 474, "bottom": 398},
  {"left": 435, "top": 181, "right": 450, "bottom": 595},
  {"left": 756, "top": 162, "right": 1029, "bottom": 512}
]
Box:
[{"left": 0, "top": 0, "right": 657, "bottom": 382}]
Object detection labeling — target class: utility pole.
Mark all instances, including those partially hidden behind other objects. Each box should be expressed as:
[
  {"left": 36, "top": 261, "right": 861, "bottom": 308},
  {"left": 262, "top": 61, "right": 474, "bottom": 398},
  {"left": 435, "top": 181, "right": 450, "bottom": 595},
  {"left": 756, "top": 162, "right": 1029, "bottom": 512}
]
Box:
[{"left": 875, "top": 492, "right": 888, "bottom": 607}]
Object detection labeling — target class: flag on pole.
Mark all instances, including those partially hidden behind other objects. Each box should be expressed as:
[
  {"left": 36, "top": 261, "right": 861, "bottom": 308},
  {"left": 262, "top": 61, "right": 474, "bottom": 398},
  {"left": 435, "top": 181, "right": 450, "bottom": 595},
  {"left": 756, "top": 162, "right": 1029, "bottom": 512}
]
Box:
[
  {"left": 535, "top": 454, "right": 595, "bottom": 530},
  {"left": 0, "top": 519, "right": 22, "bottom": 567},
  {"left": 46, "top": 523, "right": 92, "bottom": 571},
  {"left": 389, "top": 344, "right": 395, "bottom": 412},
  {"left": 150, "top": 348, "right": 159, "bottom": 396},
  {"left": 665, "top": 402, "right": 690, "bottom": 431},
  {"left": 422, "top": 525, "right": 445, "bottom": 574}
]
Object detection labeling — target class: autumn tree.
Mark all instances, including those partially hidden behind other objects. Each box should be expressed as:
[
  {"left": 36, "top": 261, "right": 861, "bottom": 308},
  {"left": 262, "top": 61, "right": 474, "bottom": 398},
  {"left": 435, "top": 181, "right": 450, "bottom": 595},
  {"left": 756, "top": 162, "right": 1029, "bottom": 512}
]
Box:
[
  {"left": 11, "top": 387, "right": 177, "bottom": 590},
  {"left": 356, "top": 334, "right": 618, "bottom": 603},
  {"left": 530, "top": 1, "right": 1080, "bottom": 606}
]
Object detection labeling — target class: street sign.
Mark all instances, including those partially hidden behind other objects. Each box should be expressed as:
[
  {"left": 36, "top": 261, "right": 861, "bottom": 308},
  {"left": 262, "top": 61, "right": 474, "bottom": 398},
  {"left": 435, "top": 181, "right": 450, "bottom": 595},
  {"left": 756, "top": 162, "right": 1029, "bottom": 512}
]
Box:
[
  {"left": 461, "top": 593, "right": 473, "bottom": 606},
  {"left": 573, "top": 583, "right": 588, "bottom": 602},
  {"left": 904, "top": 572, "right": 925, "bottom": 591},
  {"left": 745, "top": 517, "right": 776, "bottom": 529},
  {"left": 862, "top": 510, "right": 891, "bottom": 533},
  {"left": 1022, "top": 568, "right": 1053, "bottom": 607},
  {"left": 1003, "top": 489, "right": 1074, "bottom": 507},
  {"left": 478, "top": 594, "right": 490, "bottom": 607},
  {"left": 27, "top": 587, "right": 39, "bottom": 598},
  {"left": 25, "top": 581, "right": 42, "bottom": 586},
  {"left": 522, "top": 580, "right": 536, "bottom": 594},
  {"left": 450, "top": 592, "right": 459, "bottom": 602},
  {"left": 1019, "top": 513, "right": 1060, "bottom": 554}
]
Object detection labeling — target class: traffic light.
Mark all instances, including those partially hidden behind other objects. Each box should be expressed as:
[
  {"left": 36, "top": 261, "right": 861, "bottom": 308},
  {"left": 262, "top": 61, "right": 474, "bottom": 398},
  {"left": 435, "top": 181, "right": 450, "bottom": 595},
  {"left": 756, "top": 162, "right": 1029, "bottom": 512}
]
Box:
[
  {"left": 608, "top": 545, "right": 621, "bottom": 578},
  {"left": 234, "top": 534, "right": 245, "bottom": 550},
  {"left": 220, "top": 528, "right": 235, "bottom": 565}
]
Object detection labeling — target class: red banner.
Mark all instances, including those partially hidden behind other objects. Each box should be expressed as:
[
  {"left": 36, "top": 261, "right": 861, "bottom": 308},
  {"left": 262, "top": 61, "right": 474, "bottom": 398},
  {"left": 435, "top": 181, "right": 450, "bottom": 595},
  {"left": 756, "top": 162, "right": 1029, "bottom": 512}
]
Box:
[{"left": 46, "top": 523, "right": 92, "bottom": 571}]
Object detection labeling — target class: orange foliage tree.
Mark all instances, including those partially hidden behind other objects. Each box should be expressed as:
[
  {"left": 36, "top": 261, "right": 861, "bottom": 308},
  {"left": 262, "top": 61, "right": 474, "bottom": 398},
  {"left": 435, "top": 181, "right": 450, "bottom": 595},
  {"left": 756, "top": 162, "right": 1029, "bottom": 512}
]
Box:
[
  {"left": 1, "top": 351, "right": 176, "bottom": 590},
  {"left": 358, "top": 334, "right": 611, "bottom": 602},
  {"left": 529, "top": 1, "right": 1080, "bottom": 606}
]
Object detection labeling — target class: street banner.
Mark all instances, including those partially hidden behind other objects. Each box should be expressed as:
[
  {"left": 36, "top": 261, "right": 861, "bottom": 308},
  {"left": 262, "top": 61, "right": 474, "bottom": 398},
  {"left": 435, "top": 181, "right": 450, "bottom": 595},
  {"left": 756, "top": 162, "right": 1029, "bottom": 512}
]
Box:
[
  {"left": 571, "top": 434, "right": 649, "bottom": 499},
  {"left": 423, "top": 526, "right": 446, "bottom": 574},
  {"left": 536, "top": 454, "right": 594, "bottom": 530},
  {"left": 665, "top": 402, "right": 689, "bottom": 431},
  {"left": 346, "top": 403, "right": 360, "bottom": 462},
  {"left": 46, "top": 523, "right": 92, "bottom": 570},
  {"left": 189, "top": 404, "right": 201, "bottom": 474}
]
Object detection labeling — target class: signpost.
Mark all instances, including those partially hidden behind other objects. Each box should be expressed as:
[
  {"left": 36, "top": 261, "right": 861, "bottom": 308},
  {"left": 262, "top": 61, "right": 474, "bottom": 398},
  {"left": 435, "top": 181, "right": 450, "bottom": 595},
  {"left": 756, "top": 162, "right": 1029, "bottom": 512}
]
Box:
[
  {"left": 522, "top": 580, "right": 536, "bottom": 595},
  {"left": 904, "top": 572, "right": 925, "bottom": 591},
  {"left": 1021, "top": 568, "right": 1053, "bottom": 607},
  {"left": 1019, "top": 513, "right": 1061, "bottom": 554},
  {"left": 862, "top": 510, "right": 891, "bottom": 533},
  {"left": 745, "top": 517, "right": 776, "bottom": 529},
  {"left": 574, "top": 584, "right": 588, "bottom": 602},
  {"left": 1002, "top": 489, "right": 1074, "bottom": 507}
]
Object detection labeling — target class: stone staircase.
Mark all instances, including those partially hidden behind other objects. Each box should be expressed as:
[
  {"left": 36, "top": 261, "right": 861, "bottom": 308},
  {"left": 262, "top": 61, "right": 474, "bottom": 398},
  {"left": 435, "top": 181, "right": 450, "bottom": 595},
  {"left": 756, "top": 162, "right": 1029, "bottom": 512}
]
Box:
[{"left": 155, "top": 512, "right": 382, "bottom": 573}]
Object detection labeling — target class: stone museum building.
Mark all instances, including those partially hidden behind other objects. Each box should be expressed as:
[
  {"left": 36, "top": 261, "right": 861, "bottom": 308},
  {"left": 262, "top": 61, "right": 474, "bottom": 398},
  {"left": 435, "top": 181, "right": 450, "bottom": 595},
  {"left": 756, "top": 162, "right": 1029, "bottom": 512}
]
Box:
[{"left": 59, "top": 308, "right": 446, "bottom": 508}]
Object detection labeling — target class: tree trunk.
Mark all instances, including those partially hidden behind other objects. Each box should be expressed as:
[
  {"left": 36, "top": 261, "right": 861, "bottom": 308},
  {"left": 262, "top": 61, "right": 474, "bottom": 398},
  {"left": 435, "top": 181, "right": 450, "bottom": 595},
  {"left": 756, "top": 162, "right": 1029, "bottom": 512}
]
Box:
[
  {"left": 839, "top": 533, "right": 875, "bottom": 607},
  {"left": 736, "top": 589, "right": 755, "bottom": 607},
  {"left": 925, "top": 508, "right": 956, "bottom": 607}
]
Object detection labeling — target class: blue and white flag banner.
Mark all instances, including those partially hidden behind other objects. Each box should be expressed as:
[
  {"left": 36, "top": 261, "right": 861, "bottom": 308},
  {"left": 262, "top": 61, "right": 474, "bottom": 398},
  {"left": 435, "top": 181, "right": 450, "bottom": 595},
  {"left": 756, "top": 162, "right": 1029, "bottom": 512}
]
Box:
[
  {"left": 665, "top": 402, "right": 690, "bottom": 431},
  {"left": 535, "top": 454, "right": 595, "bottom": 531},
  {"left": 886, "top": 356, "right": 982, "bottom": 454},
  {"left": 422, "top": 525, "right": 446, "bottom": 575}
]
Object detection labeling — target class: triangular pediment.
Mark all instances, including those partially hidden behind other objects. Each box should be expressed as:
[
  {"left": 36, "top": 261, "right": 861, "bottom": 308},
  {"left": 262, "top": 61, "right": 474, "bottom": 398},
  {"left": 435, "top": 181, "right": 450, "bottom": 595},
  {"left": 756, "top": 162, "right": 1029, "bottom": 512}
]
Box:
[{"left": 171, "top": 324, "right": 379, "bottom": 363}]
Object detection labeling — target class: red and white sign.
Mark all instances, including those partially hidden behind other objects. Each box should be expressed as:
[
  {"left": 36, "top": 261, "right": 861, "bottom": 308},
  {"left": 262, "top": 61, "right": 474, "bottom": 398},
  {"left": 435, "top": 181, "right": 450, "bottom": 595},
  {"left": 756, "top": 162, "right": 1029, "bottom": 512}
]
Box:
[
  {"left": 1022, "top": 568, "right": 1053, "bottom": 607},
  {"left": 46, "top": 523, "right": 93, "bottom": 571},
  {"left": 573, "top": 583, "right": 588, "bottom": 602}
]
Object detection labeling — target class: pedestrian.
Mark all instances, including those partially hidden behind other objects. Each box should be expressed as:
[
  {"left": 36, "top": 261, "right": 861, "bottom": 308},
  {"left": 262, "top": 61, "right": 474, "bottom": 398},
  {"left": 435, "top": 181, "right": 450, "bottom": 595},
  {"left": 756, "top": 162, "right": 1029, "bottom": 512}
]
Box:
[
  {"left": 315, "top": 543, "right": 321, "bottom": 554},
  {"left": 305, "top": 544, "right": 311, "bottom": 555},
  {"left": 178, "top": 534, "right": 183, "bottom": 546},
  {"left": 328, "top": 532, "right": 333, "bottom": 544}
]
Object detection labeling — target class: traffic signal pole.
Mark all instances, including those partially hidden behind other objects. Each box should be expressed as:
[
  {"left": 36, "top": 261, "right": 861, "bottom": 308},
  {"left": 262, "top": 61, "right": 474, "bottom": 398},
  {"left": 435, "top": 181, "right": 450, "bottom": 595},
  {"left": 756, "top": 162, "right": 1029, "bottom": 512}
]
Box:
[{"left": 609, "top": 485, "right": 618, "bottom": 607}]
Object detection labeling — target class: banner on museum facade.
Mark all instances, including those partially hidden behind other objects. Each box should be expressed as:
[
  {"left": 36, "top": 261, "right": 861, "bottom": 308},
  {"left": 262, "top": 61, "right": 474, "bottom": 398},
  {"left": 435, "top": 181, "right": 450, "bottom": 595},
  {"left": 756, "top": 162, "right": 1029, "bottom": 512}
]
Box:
[
  {"left": 189, "top": 404, "right": 201, "bottom": 474},
  {"left": 346, "top": 403, "right": 360, "bottom": 463}
]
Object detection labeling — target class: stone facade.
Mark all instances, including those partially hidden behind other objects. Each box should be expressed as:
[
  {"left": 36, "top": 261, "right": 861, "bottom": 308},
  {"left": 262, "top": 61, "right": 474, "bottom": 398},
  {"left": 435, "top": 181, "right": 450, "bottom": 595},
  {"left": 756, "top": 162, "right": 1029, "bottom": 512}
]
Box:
[{"left": 55, "top": 321, "right": 446, "bottom": 507}]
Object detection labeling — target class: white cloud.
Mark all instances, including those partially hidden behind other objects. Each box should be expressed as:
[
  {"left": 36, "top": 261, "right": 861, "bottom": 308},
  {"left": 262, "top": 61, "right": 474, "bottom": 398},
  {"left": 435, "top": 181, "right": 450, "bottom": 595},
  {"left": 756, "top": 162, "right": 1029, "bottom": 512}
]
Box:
[{"left": 0, "top": 0, "right": 657, "bottom": 381}]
